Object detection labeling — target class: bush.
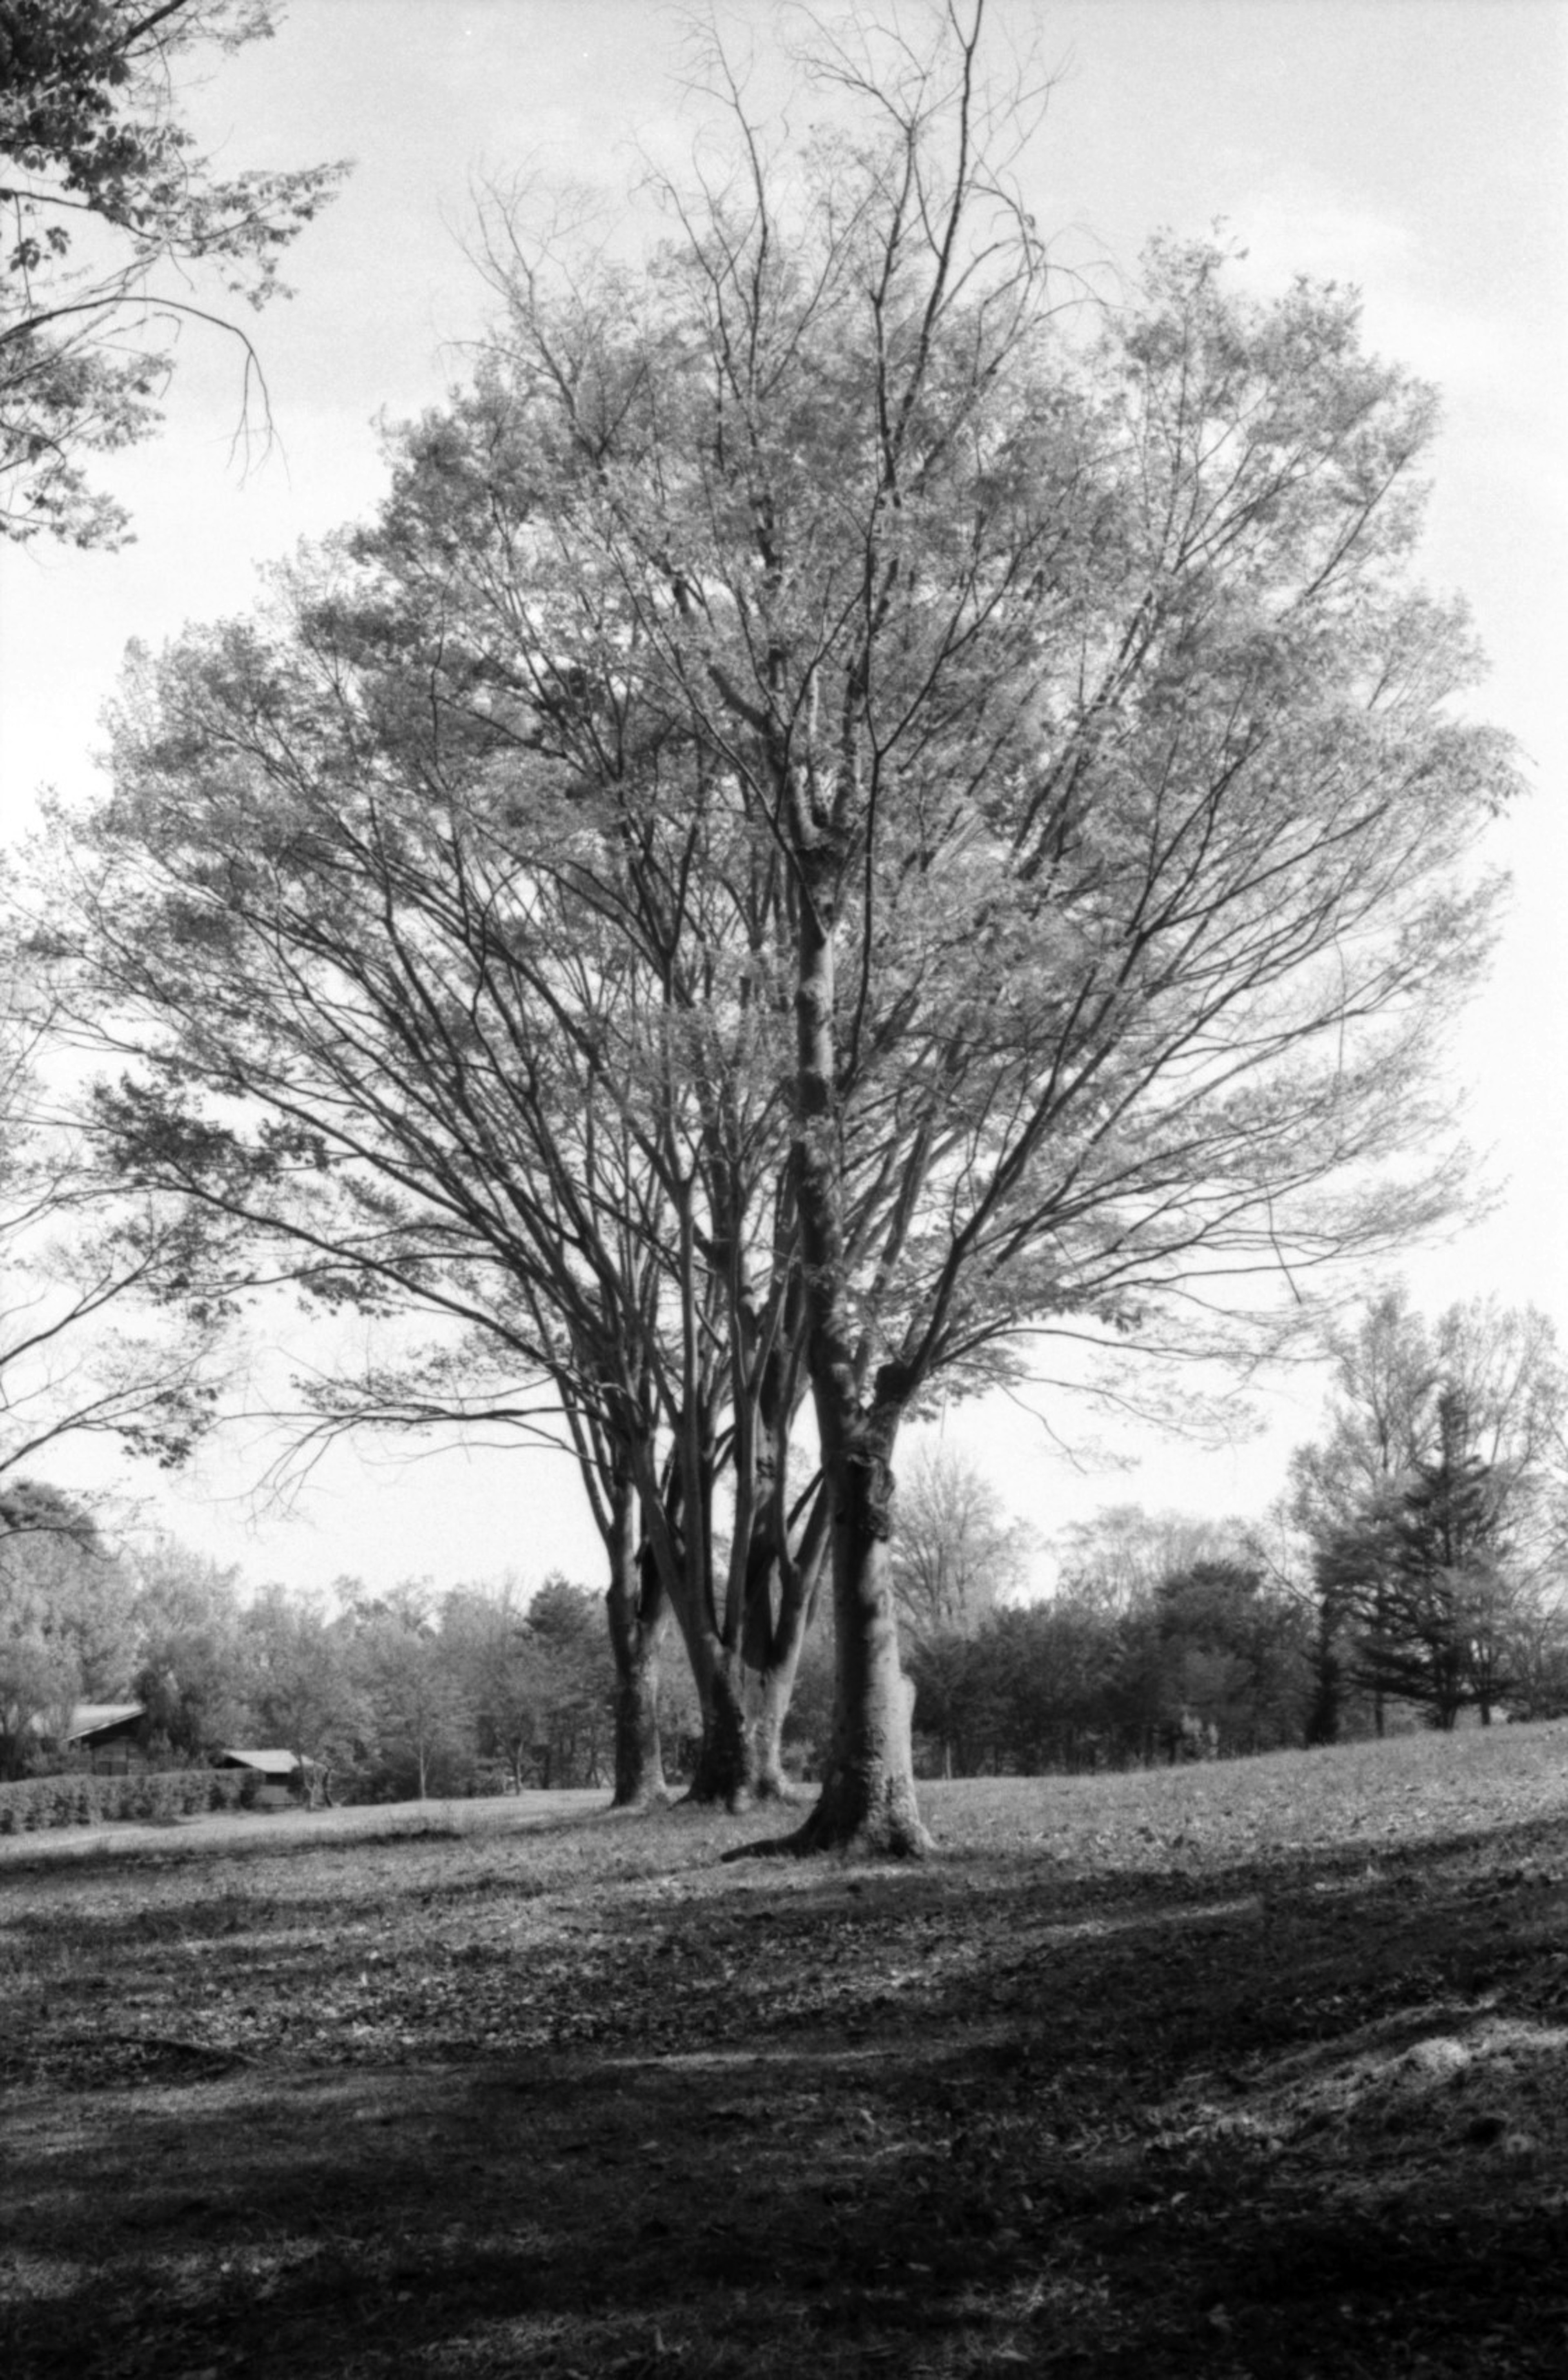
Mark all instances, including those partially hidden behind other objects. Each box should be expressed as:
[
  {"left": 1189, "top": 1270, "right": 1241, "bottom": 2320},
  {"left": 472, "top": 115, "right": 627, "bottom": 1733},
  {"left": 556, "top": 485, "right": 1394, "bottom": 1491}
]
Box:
[{"left": 0, "top": 1766, "right": 253, "bottom": 1832}]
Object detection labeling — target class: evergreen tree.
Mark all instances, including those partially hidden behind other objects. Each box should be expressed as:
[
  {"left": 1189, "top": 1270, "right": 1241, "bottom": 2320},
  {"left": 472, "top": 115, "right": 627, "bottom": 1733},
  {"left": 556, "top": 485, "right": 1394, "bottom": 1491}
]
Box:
[{"left": 1351, "top": 1392, "right": 1508, "bottom": 1729}]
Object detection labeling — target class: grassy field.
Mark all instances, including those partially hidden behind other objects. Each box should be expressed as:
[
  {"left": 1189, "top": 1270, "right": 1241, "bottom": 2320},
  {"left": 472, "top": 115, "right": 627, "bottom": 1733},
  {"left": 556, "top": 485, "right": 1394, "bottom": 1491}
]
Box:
[{"left": 4, "top": 1726, "right": 1568, "bottom": 2378}]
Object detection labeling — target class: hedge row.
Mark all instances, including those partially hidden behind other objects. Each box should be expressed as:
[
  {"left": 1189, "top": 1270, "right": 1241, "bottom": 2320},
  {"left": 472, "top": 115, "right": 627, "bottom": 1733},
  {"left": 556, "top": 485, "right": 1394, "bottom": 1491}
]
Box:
[{"left": 0, "top": 1767, "right": 260, "bottom": 1833}]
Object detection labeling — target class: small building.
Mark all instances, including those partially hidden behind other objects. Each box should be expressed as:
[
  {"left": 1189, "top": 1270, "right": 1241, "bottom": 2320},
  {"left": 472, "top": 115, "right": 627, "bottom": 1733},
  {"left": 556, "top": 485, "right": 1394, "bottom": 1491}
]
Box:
[
  {"left": 49, "top": 1704, "right": 147, "bottom": 1774},
  {"left": 215, "top": 1748, "right": 316, "bottom": 1809}
]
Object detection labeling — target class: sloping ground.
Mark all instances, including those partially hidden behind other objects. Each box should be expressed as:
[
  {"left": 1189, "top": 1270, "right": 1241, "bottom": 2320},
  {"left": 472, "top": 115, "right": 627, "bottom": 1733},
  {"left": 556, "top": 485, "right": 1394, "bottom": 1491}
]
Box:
[{"left": 2, "top": 1729, "right": 1567, "bottom": 2377}]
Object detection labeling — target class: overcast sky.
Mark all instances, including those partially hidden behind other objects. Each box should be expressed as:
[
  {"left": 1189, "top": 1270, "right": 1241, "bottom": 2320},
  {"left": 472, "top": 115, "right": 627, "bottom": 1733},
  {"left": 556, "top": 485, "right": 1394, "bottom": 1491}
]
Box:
[{"left": 1, "top": 0, "right": 1564, "bottom": 1594}]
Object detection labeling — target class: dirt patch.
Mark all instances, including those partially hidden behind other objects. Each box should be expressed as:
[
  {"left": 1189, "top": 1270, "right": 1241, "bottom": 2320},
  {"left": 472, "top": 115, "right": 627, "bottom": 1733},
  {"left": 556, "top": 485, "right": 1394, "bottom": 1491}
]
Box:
[{"left": 4, "top": 1737, "right": 1568, "bottom": 2376}]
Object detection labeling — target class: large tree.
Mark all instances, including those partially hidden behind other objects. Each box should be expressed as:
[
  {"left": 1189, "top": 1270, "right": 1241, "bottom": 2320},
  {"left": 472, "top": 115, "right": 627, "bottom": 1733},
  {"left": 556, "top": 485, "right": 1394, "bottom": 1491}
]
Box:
[
  {"left": 441, "top": 11, "right": 1509, "bottom": 1851},
  {"left": 64, "top": 2, "right": 1513, "bottom": 1854},
  {"left": 58, "top": 574, "right": 810, "bottom": 1807},
  {"left": 0, "top": 0, "right": 344, "bottom": 545}
]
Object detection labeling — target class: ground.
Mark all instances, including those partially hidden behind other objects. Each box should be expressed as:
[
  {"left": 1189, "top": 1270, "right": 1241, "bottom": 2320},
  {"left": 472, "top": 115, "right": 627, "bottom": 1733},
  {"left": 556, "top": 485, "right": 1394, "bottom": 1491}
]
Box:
[{"left": 3, "top": 1728, "right": 1567, "bottom": 2377}]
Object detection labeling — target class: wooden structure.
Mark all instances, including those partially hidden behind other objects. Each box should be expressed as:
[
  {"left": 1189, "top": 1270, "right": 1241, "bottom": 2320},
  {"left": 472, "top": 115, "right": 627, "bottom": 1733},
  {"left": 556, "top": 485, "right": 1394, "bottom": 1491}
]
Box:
[{"left": 214, "top": 1748, "right": 315, "bottom": 1809}]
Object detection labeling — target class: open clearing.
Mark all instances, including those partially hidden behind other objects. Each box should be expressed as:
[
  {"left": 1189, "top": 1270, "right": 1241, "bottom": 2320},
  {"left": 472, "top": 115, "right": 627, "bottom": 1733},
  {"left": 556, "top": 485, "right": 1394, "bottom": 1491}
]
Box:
[{"left": 4, "top": 1728, "right": 1568, "bottom": 2378}]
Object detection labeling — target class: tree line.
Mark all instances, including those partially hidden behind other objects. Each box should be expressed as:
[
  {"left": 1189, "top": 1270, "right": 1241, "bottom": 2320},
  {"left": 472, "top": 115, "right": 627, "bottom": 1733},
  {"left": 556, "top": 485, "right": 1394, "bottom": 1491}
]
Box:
[
  {"left": 892, "top": 1291, "right": 1568, "bottom": 1775},
  {"left": 0, "top": 1508, "right": 653, "bottom": 1799},
  {"left": 0, "top": 3, "right": 1529, "bottom": 1854},
  {"left": 5, "top": 1278, "right": 1565, "bottom": 1801}
]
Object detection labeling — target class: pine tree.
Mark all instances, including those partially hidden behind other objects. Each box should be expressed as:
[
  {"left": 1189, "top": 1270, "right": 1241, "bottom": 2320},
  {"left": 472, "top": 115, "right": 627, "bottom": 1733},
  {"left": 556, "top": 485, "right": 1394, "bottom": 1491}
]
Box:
[{"left": 1354, "top": 1392, "right": 1508, "bottom": 1729}]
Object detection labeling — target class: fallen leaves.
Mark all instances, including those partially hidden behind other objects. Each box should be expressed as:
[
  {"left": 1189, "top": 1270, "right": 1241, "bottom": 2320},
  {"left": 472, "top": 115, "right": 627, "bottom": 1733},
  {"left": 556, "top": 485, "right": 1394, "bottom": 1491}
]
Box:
[{"left": 3, "top": 1735, "right": 1568, "bottom": 2376}]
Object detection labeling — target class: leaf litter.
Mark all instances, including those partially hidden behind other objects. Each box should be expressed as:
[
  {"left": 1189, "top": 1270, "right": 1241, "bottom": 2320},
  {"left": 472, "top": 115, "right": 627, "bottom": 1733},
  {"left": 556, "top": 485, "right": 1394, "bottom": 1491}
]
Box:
[{"left": 2, "top": 1725, "right": 1568, "bottom": 2375}]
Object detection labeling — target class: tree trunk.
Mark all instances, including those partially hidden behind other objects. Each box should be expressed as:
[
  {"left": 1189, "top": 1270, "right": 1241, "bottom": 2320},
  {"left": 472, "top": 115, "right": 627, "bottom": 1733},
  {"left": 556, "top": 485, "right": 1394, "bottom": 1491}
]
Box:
[
  {"left": 750, "top": 1660, "right": 797, "bottom": 1800},
  {"left": 609, "top": 1614, "right": 667, "bottom": 1808},
  {"left": 781, "top": 1447, "right": 929, "bottom": 1857},
  {"left": 747, "top": 1505, "right": 826, "bottom": 1800},
  {"left": 605, "top": 1494, "right": 669, "bottom": 1810},
  {"left": 1307, "top": 1593, "right": 1342, "bottom": 1746},
  {"left": 684, "top": 1638, "right": 756, "bottom": 1808},
  {"left": 750, "top": 1586, "right": 816, "bottom": 1801},
  {"left": 760, "top": 823, "right": 927, "bottom": 1857}
]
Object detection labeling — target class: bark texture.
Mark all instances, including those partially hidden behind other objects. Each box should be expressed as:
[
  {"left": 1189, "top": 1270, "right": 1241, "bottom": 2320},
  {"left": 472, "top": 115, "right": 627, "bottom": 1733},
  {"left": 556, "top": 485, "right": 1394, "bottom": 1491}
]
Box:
[
  {"left": 781, "top": 1451, "right": 929, "bottom": 1856},
  {"left": 682, "top": 1643, "right": 755, "bottom": 1809},
  {"left": 606, "top": 1505, "right": 669, "bottom": 1810}
]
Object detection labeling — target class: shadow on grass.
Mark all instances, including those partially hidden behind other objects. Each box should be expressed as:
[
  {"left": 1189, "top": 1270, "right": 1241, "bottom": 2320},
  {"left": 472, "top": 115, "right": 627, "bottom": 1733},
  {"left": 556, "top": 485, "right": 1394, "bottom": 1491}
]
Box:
[
  {"left": 6, "top": 2040, "right": 1566, "bottom": 2378},
  {"left": 5, "top": 1810, "right": 1568, "bottom": 2376}
]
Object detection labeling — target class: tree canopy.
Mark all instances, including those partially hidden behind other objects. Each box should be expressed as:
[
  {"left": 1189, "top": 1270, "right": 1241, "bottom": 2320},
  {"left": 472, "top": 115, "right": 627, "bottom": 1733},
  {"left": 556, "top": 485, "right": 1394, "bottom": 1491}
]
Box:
[
  {"left": 0, "top": 0, "right": 345, "bottom": 543},
  {"left": 56, "top": 2, "right": 1517, "bottom": 1852}
]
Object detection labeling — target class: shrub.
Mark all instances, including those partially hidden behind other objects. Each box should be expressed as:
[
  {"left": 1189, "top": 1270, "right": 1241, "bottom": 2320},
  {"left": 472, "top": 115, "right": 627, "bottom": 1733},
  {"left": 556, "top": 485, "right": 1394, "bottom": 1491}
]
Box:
[{"left": 0, "top": 1765, "right": 253, "bottom": 1832}]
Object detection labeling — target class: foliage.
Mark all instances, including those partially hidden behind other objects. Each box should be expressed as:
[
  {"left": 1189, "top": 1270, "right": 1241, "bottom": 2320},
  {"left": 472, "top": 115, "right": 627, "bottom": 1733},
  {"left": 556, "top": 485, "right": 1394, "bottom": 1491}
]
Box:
[
  {"left": 1151, "top": 1558, "right": 1311, "bottom": 1755},
  {"left": 1054, "top": 1504, "right": 1252, "bottom": 1614},
  {"left": 0, "top": 1758, "right": 249, "bottom": 1828},
  {"left": 0, "top": 0, "right": 345, "bottom": 544},
  {"left": 55, "top": 4, "right": 1516, "bottom": 1851},
  {"left": 0, "top": 1482, "right": 134, "bottom": 1776},
  {"left": 907, "top": 1544, "right": 1310, "bottom": 1779},
  {"left": 345, "top": 1579, "right": 477, "bottom": 1801},
  {"left": 777, "top": 1625, "right": 834, "bottom": 1777},
  {"left": 889, "top": 1444, "right": 1037, "bottom": 1646},
  {"left": 519, "top": 1575, "right": 617, "bottom": 1790},
  {"left": 438, "top": 1578, "right": 543, "bottom": 1792},
  {"left": 128, "top": 1530, "right": 252, "bottom": 1757},
  {"left": 241, "top": 1580, "right": 366, "bottom": 1799},
  {"left": 0, "top": 932, "right": 229, "bottom": 1493},
  {"left": 1294, "top": 1292, "right": 1568, "bottom": 1737},
  {"left": 390, "top": 1574, "right": 625, "bottom": 1796},
  {"left": 1325, "top": 1395, "right": 1510, "bottom": 1731}
]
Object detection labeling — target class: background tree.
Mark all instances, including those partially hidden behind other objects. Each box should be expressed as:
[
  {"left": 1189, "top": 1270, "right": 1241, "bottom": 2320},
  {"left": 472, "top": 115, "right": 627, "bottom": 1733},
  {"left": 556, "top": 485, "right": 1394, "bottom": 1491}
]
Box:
[
  {"left": 891, "top": 1444, "right": 1034, "bottom": 1776},
  {"left": 128, "top": 1530, "right": 252, "bottom": 1759},
  {"left": 1343, "top": 1391, "right": 1508, "bottom": 1730},
  {"left": 439, "top": 1576, "right": 543, "bottom": 1793},
  {"left": 344, "top": 1579, "right": 476, "bottom": 1801},
  {"left": 0, "top": 1481, "right": 132, "bottom": 1774},
  {"left": 1054, "top": 1506, "right": 1248, "bottom": 1616},
  {"left": 891, "top": 1445, "right": 1036, "bottom": 1645},
  {"left": 242, "top": 1580, "right": 365, "bottom": 1804},
  {"left": 1294, "top": 1291, "right": 1568, "bottom": 1735},
  {"left": 0, "top": 0, "right": 344, "bottom": 545},
  {"left": 522, "top": 1575, "right": 617, "bottom": 1790},
  {"left": 1149, "top": 1558, "right": 1309, "bottom": 1758},
  {"left": 1293, "top": 1287, "right": 1456, "bottom": 1740}
]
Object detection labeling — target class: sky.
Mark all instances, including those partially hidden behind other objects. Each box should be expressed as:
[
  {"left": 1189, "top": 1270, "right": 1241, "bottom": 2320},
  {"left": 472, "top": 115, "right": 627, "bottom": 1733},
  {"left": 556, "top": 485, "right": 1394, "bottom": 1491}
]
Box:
[{"left": 0, "top": 0, "right": 1564, "bottom": 1595}]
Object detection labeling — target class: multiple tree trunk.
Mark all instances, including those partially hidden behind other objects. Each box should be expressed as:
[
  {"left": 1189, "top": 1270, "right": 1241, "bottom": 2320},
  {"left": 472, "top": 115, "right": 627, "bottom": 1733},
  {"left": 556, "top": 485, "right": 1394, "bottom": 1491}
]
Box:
[{"left": 62, "top": 7, "right": 1515, "bottom": 1855}]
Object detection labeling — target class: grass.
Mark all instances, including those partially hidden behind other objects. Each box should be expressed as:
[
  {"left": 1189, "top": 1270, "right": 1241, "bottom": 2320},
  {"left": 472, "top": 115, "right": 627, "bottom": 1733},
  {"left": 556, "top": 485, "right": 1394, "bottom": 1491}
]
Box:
[{"left": 3, "top": 1725, "right": 1568, "bottom": 2376}]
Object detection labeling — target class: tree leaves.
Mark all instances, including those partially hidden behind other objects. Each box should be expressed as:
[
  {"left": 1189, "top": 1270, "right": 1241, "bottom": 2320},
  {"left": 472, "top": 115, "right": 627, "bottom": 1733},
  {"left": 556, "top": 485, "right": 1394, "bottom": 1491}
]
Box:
[{"left": 0, "top": 0, "right": 346, "bottom": 544}]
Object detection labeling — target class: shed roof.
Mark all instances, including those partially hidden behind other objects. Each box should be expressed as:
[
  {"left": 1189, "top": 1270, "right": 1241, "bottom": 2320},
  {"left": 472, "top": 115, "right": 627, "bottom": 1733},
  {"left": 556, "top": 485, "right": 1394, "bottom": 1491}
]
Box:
[
  {"left": 61, "top": 1703, "right": 145, "bottom": 1741},
  {"left": 216, "top": 1748, "right": 315, "bottom": 1776}
]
